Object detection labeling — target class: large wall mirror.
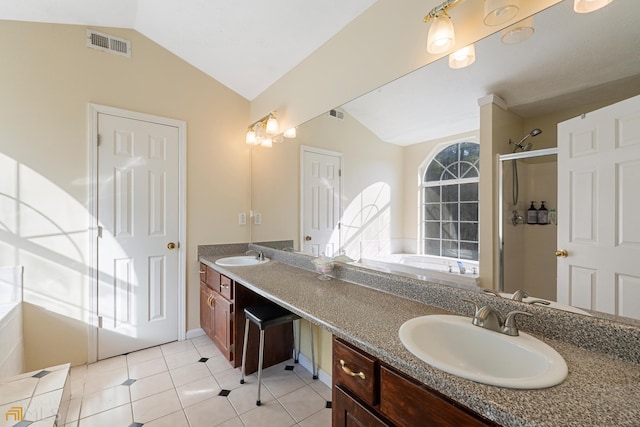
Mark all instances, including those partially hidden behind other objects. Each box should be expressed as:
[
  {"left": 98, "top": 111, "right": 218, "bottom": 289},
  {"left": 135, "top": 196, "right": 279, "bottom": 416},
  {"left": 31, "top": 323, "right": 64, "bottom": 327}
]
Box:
[{"left": 250, "top": 0, "right": 640, "bottom": 323}]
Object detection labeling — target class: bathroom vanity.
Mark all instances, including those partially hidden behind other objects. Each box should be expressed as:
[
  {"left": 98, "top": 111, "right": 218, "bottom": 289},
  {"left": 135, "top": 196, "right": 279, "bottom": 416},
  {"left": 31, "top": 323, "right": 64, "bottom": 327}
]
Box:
[
  {"left": 199, "top": 262, "right": 294, "bottom": 373},
  {"left": 199, "top": 245, "right": 640, "bottom": 427}
]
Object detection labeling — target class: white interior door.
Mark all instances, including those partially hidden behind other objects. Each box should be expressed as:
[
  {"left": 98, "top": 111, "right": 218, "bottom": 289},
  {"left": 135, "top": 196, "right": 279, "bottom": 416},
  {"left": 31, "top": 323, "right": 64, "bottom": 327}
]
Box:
[
  {"left": 301, "top": 147, "right": 342, "bottom": 256},
  {"left": 557, "top": 94, "right": 640, "bottom": 319},
  {"left": 97, "top": 112, "right": 180, "bottom": 359}
]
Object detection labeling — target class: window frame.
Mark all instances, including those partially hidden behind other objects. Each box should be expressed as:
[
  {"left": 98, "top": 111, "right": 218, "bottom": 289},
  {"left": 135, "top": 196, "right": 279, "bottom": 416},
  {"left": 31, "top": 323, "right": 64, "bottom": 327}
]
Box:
[{"left": 420, "top": 140, "right": 480, "bottom": 261}]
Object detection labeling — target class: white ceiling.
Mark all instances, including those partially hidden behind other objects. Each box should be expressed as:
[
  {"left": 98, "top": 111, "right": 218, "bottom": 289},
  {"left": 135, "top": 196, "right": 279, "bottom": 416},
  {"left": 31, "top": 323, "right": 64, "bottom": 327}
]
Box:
[
  {"left": 0, "top": 0, "right": 377, "bottom": 100},
  {"left": 342, "top": 0, "right": 640, "bottom": 145}
]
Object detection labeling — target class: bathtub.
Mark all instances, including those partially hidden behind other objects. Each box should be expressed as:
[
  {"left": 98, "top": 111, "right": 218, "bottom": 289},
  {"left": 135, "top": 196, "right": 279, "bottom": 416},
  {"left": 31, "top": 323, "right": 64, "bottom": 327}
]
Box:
[{"left": 358, "top": 254, "right": 480, "bottom": 287}]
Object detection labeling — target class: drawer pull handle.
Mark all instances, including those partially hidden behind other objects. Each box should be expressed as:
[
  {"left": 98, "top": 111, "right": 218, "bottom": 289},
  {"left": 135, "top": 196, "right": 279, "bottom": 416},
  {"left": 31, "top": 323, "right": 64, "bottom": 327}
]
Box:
[
  {"left": 199, "top": 270, "right": 206, "bottom": 274},
  {"left": 340, "top": 360, "right": 366, "bottom": 380}
]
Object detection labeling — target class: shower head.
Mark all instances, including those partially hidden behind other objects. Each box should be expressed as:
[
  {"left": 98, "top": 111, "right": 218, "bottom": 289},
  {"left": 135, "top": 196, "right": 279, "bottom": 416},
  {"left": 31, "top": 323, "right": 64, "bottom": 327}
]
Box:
[{"left": 510, "top": 128, "right": 542, "bottom": 152}]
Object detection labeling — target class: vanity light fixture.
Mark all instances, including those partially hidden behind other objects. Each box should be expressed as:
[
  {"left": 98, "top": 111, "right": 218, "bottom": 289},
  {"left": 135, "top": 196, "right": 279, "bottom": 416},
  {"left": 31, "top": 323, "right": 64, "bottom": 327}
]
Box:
[
  {"left": 449, "top": 43, "right": 476, "bottom": 69},
  {"left": 283, "top": 127, "right": 297, "bottom": 138},
  {"left": 501, "top": 16, "right": 534, "bottom": 44},
  {"left": 424, "top": 0, "right": 462, "bottom": 54},
  {"left": 574, "top": 0, "right": 614, "bottom": 13},
  {"left": 245, "top": 128, "right": 257, "bottom": 145},
  {"left": 245, "top": 111, "right": 278, "bottom": 146},
  {"left": 245, "top": 111, "right": 296, "bottom": 147},
  {"left": 483, "top": 0, "right": 519, "bottom": 26}
]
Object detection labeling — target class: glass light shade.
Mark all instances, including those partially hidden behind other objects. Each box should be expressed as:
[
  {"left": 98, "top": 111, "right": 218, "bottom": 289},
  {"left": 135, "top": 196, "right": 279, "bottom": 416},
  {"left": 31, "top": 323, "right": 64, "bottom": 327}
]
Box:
[
  {"left": 261, "top": 137, "right": 273, "bottom": 148},
  {"left": 574, "top": 0, "right": 614, "bottom": 13},
  {"left": 501, "top": 17, "right": 534, "bottom": 44},
  {"left": 483, "top": 0, "right": 519, "bottom": 26},
  {"left": 449, "top": 44, "right": 476, "bottom": 69},
  {"left": 245, "top": 129, "right": 257, "bottom": 145},
  {"left": 266, "top": 116, "right": 279, "bottom": 134},
  {"left": 283, "top": 127, "right": 297, "bottom": 138},
  {"left": 427, "top": 15, "right": 455, "bottom": 54}
]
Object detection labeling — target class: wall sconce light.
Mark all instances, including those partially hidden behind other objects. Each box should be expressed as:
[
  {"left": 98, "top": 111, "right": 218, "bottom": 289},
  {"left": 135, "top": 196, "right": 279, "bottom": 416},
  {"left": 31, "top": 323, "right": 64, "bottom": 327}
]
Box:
[
  {"left": 245, "top": 111, "right": 296, "bottom": 147},
  {"left": 449, "top": 43, "right": 476, "bottom": 69},
  {"left": 501, "top": 16, "right": 534, "bottom": 44},
  {"left": 574, "top": 0, "right": 614, "bottom": 13},
  {"left": 483, "top": 0, "right": 519, "bottom": 26},
  {"left": 424, "top": 0, "right": 462, "bottom": 54}
]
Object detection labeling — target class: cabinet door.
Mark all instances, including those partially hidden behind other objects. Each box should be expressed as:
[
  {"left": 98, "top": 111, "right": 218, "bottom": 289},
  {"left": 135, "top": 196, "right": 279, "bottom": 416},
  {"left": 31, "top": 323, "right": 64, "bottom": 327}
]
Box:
[
  {"left": 213, "top": 293, "right": 233, "bottom": 361},
  {"left": 199, "top": 284, "right": 214, "bottom": 339},
  {"left": 333, "top": 386, "right": 390, "bottom": 427},
  {"left": 380, "top": 366, "right": 496, "bottom": 427}
]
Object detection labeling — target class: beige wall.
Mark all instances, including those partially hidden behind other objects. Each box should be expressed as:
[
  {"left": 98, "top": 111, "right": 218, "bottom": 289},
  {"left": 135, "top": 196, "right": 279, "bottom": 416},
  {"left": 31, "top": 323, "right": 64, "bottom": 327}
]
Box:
[{"left": 0, "top": 21, "right": 250, "bottom": 370}]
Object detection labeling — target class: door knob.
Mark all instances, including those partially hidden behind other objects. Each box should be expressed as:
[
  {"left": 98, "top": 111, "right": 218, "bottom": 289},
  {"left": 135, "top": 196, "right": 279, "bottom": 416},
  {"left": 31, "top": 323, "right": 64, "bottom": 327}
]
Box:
[
  {"left": 167, "top": 242, "right": 176, "bottom": 250},
  {"left": 305, "top": 236, "right": 312, "bottom": 241},
  {"left": 555, "top": 249, "right": 568, "bottom": 258}
]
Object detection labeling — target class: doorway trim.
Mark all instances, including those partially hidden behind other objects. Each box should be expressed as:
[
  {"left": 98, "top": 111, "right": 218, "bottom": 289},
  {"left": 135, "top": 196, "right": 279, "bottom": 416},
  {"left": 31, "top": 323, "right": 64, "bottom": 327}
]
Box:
[{"left": 87, "top": 103, "right": 187, "bottom": 363}]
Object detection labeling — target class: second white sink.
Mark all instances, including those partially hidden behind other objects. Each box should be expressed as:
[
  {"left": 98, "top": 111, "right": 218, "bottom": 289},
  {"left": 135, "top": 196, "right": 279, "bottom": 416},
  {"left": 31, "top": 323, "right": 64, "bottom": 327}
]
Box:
[
  {"left": 215, "top": 256, "right": 269, "bottom": 267},
  {"left": 398, "top": 315, "right": 568, "bottom": 389}
]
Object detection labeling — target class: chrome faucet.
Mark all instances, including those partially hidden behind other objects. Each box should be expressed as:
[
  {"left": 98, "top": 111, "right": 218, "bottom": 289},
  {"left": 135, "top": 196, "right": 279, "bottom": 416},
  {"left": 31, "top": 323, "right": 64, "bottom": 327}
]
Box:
[
  {"left": 245, "top": 249, "right": 264, "bottom": 261},
  {"left": 511, "top": 290, "right": 551, "bottom": 306},
  {"left": 463, "top": 299, "right": 533, "bottom": 336}
]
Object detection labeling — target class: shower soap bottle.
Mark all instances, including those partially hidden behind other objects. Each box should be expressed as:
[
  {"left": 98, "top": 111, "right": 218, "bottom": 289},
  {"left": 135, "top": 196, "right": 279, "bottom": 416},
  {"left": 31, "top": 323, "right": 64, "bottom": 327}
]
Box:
[
  {"left": 538, "top": 201, "right": 548, "bottom": 225},
  {"left": 527, "top": 201, "right": 538, "bottom": 224}
]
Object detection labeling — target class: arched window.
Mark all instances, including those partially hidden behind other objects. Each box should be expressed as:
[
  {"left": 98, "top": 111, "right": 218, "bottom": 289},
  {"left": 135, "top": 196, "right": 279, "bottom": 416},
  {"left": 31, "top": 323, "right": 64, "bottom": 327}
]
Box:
[{"left": 422, "top": 141, "right": 479, "bottom": 260}]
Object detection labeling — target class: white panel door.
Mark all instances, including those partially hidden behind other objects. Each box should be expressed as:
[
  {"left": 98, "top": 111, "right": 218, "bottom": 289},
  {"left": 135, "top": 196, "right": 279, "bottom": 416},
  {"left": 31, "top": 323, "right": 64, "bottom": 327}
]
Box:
[
  {"left": 97, "top": 113, "right": 180, "bottom": 359},
  {"left": 301, "top": 148, "right": 342, "bottom": 256},
  {"left": 557, "top": 94, "right": 640, "bottom": 319}
]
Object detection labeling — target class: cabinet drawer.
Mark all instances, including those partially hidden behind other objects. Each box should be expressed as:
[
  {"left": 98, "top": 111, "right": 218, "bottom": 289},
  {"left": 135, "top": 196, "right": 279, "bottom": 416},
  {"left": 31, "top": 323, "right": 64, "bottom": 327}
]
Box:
[
  {"left": 206, "top": 266, "right": 221, "bottom": 293},
  {"left": 380, "top": 366, "right": 495, "bottom": 427},
  {"left": 333, "top": 337, "right": 377, "bottom": 407},
  {"left": 220, "top": 274, "right": 233, "bottom": 300},
  {"left": 199, "top": 263, "right": 207, "bottom": 284}
]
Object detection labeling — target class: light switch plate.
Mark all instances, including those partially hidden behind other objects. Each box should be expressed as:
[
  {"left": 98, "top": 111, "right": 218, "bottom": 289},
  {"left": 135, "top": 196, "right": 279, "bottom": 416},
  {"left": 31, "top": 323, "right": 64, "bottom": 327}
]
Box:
[
  {"left": 238, "top": 212, "right": 246, "bottom": 225},
  {"left": 254, "top": 213, "right": 262, "bottom": 225}
]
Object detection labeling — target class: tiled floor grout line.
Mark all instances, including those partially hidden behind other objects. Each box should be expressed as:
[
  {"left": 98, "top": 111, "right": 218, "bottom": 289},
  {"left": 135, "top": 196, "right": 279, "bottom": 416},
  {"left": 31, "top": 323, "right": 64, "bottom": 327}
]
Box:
[{"left": 66, "top": 337, "right": 331, "bottom": 427}]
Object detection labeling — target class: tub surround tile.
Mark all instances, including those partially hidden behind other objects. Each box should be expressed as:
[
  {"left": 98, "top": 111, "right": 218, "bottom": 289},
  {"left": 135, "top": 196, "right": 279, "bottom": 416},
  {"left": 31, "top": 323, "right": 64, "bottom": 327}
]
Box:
[{"left": 198, "top": 243, "right": 640, "bottom": 427}]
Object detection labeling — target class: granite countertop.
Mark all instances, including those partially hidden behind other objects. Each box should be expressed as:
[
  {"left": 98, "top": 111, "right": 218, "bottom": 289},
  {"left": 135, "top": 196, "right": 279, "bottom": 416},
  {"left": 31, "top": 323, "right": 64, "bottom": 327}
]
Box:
[{"left": 200, "top": 255, "right": 640, "bottom": 427}]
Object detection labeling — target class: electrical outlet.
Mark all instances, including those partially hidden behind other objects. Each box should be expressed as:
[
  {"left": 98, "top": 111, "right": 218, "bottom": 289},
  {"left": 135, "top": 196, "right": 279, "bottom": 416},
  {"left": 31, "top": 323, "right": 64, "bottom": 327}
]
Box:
[
  {"left": 254, "top": 213, "right": 262, "bottom": 225},
  {"left": 238, "top": 212, "right": 246, "bottom": 225}
]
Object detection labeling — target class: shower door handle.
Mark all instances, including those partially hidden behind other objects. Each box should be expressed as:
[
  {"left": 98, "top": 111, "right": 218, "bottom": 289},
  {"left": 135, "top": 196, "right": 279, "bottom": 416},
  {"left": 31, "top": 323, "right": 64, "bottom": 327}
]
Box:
[{"left": 555, "top": 249, "right": 568, "bottom": 258}]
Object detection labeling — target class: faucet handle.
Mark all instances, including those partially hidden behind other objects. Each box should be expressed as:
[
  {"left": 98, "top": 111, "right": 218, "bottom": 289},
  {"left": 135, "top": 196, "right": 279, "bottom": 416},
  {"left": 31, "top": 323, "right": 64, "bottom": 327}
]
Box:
[
  {"left": 511, "top": 290, "right": 529, "bottom": 302},
  {"left": 482, "top": 288, "right": 501, "bottom": 297},
  {"left": 502, "top": 310, "right": 533, "bottom": 336}
]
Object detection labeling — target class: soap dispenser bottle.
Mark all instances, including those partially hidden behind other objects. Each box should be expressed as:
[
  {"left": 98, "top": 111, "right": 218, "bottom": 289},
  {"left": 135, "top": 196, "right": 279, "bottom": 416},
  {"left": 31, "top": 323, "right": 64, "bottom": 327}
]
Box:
[
  {"left": 537, "top": 201, "right": 548, "bottom": 225},
  {"left": 527, "top": 201, "right": 538, "bottom": 224}
]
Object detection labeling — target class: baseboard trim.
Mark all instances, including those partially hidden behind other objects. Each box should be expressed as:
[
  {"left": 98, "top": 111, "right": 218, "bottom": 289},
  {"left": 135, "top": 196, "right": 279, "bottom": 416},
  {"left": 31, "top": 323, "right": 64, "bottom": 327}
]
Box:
[
  {"left": 296, "top": 352, "right": 331, "bottom": 388},
  {"left": 186, "top": 328, "right": 205, "bottom": 340}
]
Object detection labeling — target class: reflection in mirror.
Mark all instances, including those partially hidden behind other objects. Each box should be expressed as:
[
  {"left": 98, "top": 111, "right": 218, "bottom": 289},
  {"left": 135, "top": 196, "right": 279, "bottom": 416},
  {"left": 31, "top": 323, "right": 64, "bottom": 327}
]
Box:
[
  {"left": 498, "top": 149, "right": 558, "bottom": 302},
  {"left": 250, "top": 0, "right": 640, "bottom": 323}
]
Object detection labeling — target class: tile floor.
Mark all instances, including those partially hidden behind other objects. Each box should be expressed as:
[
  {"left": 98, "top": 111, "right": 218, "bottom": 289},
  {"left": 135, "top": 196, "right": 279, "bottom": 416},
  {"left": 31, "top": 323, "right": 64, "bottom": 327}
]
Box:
[{"left": 63, "top": 335, "right": 332, "bottom": 427}]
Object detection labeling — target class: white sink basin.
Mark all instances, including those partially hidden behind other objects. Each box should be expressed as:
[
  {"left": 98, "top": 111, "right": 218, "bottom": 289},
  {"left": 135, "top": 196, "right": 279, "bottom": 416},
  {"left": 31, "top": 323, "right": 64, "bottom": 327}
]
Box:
[
  {"left": 398, "top": 315, "right": 568, "bottom": 389},
  {"left": 215, "top": 256, "right": 269, "bottom": 267}
]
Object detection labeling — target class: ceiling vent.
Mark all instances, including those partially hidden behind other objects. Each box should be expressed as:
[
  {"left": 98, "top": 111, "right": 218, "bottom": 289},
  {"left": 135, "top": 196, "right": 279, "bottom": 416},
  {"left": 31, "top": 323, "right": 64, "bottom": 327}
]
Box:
[
  {"left": 329, "top": 109, "right": 344, "bottom": 120},
  {"left": 86, "top": 29, "right": 131, "bottom": 58}
]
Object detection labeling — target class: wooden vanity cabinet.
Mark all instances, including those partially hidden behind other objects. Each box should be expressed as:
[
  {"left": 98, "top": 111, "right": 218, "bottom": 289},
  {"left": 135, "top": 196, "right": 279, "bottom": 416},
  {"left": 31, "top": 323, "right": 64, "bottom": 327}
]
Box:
[
  {"left": 199, "top": 263, "right": 233, "bottom": 361},
  {"left": 199, "top": 263, "right": 295, "bottom": 373},
  {"left": 332, "top": 336, "right": 498, "bottom": 427}
]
